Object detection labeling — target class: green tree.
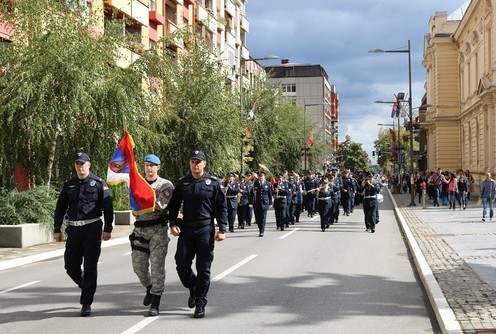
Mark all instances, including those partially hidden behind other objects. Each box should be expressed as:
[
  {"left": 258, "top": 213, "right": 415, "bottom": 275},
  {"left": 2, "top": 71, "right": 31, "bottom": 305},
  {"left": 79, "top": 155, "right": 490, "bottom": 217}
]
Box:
[
  {"left": 0, "top": 0, "right": 148, "bottom": 188},
  {"left": 374, "top": 128, "right": 394, "bottom": 173},
  {"left": 335, "top": 135, "right": 369, "bottom": 172}
]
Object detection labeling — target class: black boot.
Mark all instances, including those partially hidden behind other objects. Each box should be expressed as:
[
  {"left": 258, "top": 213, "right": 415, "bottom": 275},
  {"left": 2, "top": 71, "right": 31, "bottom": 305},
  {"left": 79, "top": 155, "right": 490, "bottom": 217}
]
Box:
[
  {"left": 143, "top": 285, "right": 152, "bottom": 306},
  {"left": 148, "top": 294, "right": 161, "bottom": 316}
]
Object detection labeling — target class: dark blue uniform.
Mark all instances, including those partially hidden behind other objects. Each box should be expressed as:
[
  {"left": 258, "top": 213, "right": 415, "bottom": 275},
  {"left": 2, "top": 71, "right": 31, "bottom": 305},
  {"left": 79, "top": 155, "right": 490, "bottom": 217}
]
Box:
[
  {"left": 273, "top": 180, "right": 290, "bottom": 231},
  {"left": 333, "top": 174, "right": 343, "bottom": 222},
  {"left": 237, "top": 180, "right": 251, "bottom": 229},
  {"left": 224, "top": 180, "right": 239, "bottom": 232},
  {"left": 360, "top": 179, "right": 381, "bottom": 233},
  {"left": 54, "top": 173, "right": 113, "bottom": 307},
  {"left": 253, "top": 179, "right": 272, "bottom": 236},
  {"left": 168, "top": 172, "right": 228, "bottom": 308}
]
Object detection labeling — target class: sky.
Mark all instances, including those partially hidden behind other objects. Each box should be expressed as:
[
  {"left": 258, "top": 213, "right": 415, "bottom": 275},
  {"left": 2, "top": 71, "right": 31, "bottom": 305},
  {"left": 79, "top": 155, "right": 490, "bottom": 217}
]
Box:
[{"left": 246, "top": 0, "right": 470, "bottom": 164}]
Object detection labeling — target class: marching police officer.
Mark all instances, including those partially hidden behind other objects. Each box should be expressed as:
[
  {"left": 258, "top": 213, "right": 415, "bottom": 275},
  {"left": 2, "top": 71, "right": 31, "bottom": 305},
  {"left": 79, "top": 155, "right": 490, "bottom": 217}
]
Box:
[
  {"left": 253, "top": 171, "right": 272, "bottom": 236},
  {"left": 168, "top": 150, "right": 228, "bottom": 318},
  {"left": 53, "top": 152, "right": 113, "bottom": 317},
  {"left": 317, "top": 178, "right": 333, "bottom": 232},
  {"left": 360, "top": 172, "right": 381, "bottom": 233},
  {"left": 224, "top": 172, "right": 240, "bottom": 232},
  {"left": 273, "top": 173, "right": 290, "bottom": 231},
  {"left": 237, "top": 175, "right": 251, "bottom": 229},
  {"left": 130, "top": 154, "right": 174, "bottom": 316}
]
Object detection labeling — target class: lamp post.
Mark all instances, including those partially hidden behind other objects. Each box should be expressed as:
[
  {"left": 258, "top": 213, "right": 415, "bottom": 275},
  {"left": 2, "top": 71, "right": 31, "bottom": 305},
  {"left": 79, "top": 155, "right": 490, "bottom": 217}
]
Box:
[
  {"left": 370, "top": 40, "right": 415, "bottom": 206},
  {"left": 239, "top": 55, "right": 279, "bottom": 174},
  {"left": 303, "top": 101, "right": 330, "bottom": 171}
]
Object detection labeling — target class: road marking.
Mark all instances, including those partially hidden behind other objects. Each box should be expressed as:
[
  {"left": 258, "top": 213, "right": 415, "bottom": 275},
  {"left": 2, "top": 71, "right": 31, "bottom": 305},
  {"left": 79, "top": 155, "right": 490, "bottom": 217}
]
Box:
[
  {"left": 123, "top": 251, "right": 132, "bottom": 256},
  {"left": 279, "top": 228, "right": 299, "bottom": 239},
  {"left": 212, "top": 254, "right": 257, "bottom": 282},
  {"left": 121, "top": 317, "right": 158, "bottom": 334},
  {"left": 0, "top": 280, "right": 41, "bottom": 294}
]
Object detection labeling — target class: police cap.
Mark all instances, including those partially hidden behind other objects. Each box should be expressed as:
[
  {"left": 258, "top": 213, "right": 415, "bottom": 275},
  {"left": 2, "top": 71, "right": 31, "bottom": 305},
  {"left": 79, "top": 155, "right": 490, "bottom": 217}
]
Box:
[
  {"left": 190, "top": 150, "right": 206, "bottom": 161},
  {"left": 74, "top": 152, "right": 90, "bottom": 163}
]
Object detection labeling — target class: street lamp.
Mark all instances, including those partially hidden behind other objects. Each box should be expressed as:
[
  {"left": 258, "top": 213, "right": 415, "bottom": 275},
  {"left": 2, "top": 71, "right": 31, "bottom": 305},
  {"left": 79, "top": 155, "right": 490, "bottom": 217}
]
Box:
[
  {"left": 303, "top": 101, "right": 330, "bottom": 171},
  {"left": 370, "top": 40, "right": 415, "bottom": 206},
  {"left": 239, "top": 55, "right": 279, "bottom": 174}
]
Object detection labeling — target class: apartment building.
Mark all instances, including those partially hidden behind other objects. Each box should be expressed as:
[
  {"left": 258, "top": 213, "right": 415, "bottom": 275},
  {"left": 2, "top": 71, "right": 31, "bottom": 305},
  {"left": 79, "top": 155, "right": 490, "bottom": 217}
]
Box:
[
  {"left": 423, "top": 0, "right": 496, "bottom": 188},
  {"left": 264, "top": 62, "right": 340, "bottom": 165}
]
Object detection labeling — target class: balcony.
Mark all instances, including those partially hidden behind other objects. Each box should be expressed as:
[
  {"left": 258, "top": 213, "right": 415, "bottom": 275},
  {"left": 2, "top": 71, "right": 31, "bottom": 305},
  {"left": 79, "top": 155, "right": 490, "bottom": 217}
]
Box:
[
  {"left": 149, "top": 11, "right": 165, "bottom": 25},
  {"left": 225, "top": 0, "right": 236, "bottom": 16},
  {"left": 240, "top": 14, "right": 249, "bottom": 33},
  {"left": 104, "top": 0, "right": 148, "bottom": 27},
  {"left": 116, "top": 46, "right": 141, "bottom": 69}
]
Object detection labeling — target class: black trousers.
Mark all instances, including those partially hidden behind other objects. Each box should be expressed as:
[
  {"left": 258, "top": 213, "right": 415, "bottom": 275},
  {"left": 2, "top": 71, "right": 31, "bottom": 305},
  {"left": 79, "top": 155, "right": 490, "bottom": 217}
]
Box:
[
  {"left": 254, "top": 207, "right": 268, "bottom": 234},
  {"left": 363, "top": 199, "right": 378, "bottom": 230},
  {"left": 64, "top": 221, "right": 103, "bottom": 305},
  {"left": 174, "top": 225, "right": 215, "bottom": 307}
]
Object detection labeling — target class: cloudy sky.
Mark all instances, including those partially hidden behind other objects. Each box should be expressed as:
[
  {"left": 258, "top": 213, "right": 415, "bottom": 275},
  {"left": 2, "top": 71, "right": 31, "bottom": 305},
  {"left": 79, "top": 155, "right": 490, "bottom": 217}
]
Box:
[{"left": 246, "top": 0, "right": 469, "bottom": 164}]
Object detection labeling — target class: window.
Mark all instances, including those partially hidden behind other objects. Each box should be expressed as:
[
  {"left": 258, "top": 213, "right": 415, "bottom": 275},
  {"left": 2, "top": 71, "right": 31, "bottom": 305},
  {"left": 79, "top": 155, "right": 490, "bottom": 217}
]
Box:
[{"left": 281, "top": 83, "right": 296, "bottom": 93}]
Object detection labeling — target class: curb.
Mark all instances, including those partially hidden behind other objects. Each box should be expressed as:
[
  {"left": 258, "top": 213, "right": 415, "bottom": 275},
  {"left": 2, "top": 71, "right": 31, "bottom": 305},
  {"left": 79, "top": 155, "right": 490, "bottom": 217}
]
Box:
[{"left": 389, "top": 189, "right": 463, "bottom": 334}]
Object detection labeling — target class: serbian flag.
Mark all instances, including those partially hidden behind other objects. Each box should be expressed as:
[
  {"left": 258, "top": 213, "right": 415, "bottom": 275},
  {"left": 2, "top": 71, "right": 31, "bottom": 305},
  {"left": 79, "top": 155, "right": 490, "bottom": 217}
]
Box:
[
  {"left": 107, "top": 131, "right": 156, "bottom": 214},
  {"left": 391, "top": 102, "right": 400, "bottom": 118},
  {"left": 306, "top": 132, "right": 314, "bottom": 148},
  {"left": 248, "top": 102, "right": 256, "bottom": 119}
]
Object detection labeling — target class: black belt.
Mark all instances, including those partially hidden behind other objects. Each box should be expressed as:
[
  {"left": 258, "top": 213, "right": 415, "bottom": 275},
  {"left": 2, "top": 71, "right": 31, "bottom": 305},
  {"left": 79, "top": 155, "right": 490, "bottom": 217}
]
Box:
[
  {"left": 182, "top": 219, "right": 212, "bottom": 228},
  {"left": 134, "top": 219, "right": 162, "bottom": 228}
]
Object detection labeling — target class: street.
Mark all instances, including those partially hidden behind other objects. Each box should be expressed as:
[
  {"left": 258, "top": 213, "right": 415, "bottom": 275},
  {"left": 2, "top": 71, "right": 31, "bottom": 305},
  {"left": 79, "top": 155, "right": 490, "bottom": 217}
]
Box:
[{"left": 0, "top": 191, "right": 439, "bottom": 334}]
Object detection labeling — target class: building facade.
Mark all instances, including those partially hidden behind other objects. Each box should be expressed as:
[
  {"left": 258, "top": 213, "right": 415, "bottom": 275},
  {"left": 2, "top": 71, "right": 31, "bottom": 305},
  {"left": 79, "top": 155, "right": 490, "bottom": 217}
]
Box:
[
  {"left": 264, "top": 62, "right": 339, "bottom": 167},
  {"left": 423, "top": 0, "right": 496, "bottom": 189}
]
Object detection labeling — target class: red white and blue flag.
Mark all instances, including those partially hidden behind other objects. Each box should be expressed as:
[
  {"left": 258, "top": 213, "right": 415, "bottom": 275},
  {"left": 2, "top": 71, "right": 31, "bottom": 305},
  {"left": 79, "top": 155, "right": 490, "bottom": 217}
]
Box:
[
  {"left": 391, "top": 102, "right": 400, "bottom": 118},
  {"left": 107, "top": 131, "right": 156, "bottom": 214}
]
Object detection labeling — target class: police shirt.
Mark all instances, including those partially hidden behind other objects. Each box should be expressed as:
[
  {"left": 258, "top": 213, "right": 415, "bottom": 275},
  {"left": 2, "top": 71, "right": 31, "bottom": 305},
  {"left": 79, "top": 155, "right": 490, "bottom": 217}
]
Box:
[
  {"left": 168, "top": 172, "right": 228, "bottom": 232},
  {"left": 54, "top": 173, "right": 114, "bottom": 233}
]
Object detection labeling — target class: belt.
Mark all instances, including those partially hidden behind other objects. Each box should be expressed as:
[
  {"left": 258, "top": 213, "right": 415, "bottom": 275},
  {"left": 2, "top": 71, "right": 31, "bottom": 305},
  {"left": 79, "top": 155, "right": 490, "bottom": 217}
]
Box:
[
  {"left": 68, "top": 217, "right": 101, "bottom": 226},
  {"left": 274, "top": 196, "right": 286, "bottom": 199},
  {"left": 134, "top": 219, "right": 162, "bottom": 228},
  {"left": 363, "top": 196, "right": 377, "bottom": 199},
  {"left": 182, "top": 219, "right": 212, "bottom": 228},
  {"left": 318, "top": 197, "right": 331, "bottom": 200},
  {"left": 226, "top": 196, "right": 237, "bottom": 198}
]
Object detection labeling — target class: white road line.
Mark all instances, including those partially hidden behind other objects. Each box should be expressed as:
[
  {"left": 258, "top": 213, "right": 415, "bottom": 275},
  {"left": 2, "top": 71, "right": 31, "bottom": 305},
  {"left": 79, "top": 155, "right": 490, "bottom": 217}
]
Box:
[
  {"left": 212, "top": 254, "right": 257, "bottom": 282},
  {"left": 279, "top": 228, "right": 299, "bottom": 239},
  {"left": 0, "top": 280, "right": 41, "bottom": 294},
  {"left": 120, "top": 317, "right": 158, "bottom": 334},
  {"left": 123, "top": 251, "right": 132, "bottom": 256}
]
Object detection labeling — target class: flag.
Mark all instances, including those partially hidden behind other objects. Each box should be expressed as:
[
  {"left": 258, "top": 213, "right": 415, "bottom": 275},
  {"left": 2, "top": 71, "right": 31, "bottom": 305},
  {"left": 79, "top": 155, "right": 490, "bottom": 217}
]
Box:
[
  {"left": 306, "top": 132, "right": 314, "bottom": 148},
  {"left": 248, "top": 102, "right": 256, "bottom": 119},
  {"left": 389, "top": 128, "right": 396, "bottom": 148},
  {"left": 391, "top": 102, "right": 400, "bottom": 118},
  {"left": 107, "top": 131, "right": 156, "bottom": 214}
]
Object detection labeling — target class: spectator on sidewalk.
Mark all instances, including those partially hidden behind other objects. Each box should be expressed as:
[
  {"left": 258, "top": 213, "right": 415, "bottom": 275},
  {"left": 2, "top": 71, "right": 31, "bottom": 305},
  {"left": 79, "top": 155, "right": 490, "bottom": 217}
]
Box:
[
  {"left": 431, "top": 168, "right": 446, "bottom": 207},
  {"left": 479, "top": 172, "right": 496, "bottom": 221},
  {"left": 465, "top": 170, "right": 475, "bottom": 200},
  {"left": 457, "top": 176, "right": 468, "bottom": 210},
  {"left": 447, "top": 172, "right": 458, "bottom": 210}
]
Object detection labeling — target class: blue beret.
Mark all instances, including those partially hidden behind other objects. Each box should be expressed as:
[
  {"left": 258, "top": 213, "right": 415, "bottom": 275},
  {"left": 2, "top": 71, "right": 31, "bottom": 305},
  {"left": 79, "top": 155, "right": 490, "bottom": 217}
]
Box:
[{"left": 145, "top": 154, "right": 161, "bottom": 165}]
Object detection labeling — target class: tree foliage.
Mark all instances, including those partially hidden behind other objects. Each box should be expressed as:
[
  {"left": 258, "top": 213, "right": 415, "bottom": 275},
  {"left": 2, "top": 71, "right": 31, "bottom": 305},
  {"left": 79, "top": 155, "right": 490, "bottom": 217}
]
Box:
[{"left": 335, "top": 135, "right": 369, "bottom": 172}]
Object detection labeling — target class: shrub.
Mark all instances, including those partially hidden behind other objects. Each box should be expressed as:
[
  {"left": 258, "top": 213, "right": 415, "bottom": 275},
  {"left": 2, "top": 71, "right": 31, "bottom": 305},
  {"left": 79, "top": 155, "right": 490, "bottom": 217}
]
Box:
[{"left": 0, "top": 186, "right": 58, "bottom": 230}]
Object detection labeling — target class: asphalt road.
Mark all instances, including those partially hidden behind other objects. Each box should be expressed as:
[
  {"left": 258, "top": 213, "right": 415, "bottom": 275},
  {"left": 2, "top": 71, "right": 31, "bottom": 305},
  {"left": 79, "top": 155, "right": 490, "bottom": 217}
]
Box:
[{"left": 0, "top": 192, "right": 439, "bottom": 334}]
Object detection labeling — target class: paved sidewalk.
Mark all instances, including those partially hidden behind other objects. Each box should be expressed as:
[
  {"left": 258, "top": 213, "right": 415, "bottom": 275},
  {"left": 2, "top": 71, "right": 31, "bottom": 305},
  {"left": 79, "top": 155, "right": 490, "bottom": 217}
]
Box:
[{"left": 393, "top": 191, "right": 496, "bottom": 334}]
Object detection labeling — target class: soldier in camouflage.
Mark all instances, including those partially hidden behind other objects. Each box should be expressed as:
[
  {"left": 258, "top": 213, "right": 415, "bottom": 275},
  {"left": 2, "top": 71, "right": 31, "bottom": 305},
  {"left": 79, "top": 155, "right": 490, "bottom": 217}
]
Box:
[{"left": 129, "top": 154, "right": 174, "bottom": 316}]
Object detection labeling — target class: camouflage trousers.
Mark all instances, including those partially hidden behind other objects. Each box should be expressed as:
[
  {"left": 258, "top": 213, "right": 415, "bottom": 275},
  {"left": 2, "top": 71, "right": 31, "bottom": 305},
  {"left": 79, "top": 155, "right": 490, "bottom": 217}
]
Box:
[{"left": 130, "top": 224, "right": 170, "bottom": 295}]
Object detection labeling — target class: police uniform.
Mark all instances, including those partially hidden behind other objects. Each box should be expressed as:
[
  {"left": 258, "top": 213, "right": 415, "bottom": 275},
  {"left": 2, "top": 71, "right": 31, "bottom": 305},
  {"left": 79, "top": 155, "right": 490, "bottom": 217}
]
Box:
[
  {"left": 168, "top": 152, "right": 228, "bottom": 314},
  {"left": 253, "top": 172, "right": 272, "bottom": 236},
  {"left": 237, "top": 176, "right": 251, "bottom": 229},
  {"left": 273, "top": 175, "right": 290, "bottom": 231},
  {"left": 360, "top": 173, "right": 381, "bottom": 233},
  {"left": 224, "top": 173, "right": 240, "bottom": 232},
  {"left": 317, "top": 180, "right": 333, "bottom": 231},
  {"left": 130, "top": 154, "right": 174, "bottom": 316},
  {"left": 333, "top": 171, "right": 343, "bottom": 223},
  {"left": 341, "top": 171, "right": 352, "bottom": 215},
  {"left": 54, "top": 155, "right": 113, "bottom": 315}
]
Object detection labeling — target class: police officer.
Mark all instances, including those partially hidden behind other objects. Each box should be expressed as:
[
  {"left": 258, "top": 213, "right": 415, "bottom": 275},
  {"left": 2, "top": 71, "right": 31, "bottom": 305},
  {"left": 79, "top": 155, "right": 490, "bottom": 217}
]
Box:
[
  {"left": 341, "top": 170, "right": 352, "bottom": 216},
  {"left": 130, "top": 154, "right": 174, "bottom": 316},
  {"left": 237, "top": 175, "right": 251, "bottom": 229},
  {"left": 53, "top": 152, "right": 113, "bottom": 317},
  {"left": 273, "top": 173, "right": 290, "bottom": 231},
  {"left": 253, "top": 171, "right": 272, "bottom": 237},
  {"left": 168, "top": 150, "right": 228, "bottom": 318},
  {"left": 245, "top": 172, "right": 255, "bottom": 227},
  {"left": 317, "top": 178, "right": 333, "bottom": 232},
  {"left": 224, "top": 172, "right": 239, "bottom": 232},
  {"left": 333, "top": 169, "right": 343, "bottom": 223},
  {"left": 360, "top": 172, "right": 381, "bottom": 233}
]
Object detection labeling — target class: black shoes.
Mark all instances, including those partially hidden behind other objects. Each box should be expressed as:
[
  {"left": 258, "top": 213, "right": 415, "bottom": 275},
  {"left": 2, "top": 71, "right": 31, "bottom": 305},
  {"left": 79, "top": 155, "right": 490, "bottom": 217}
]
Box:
[
  {"left": 194, "top": 306, "right": 205, "bottom": 318},
  {"left": 148, "top": 295, "right": 161, "bottom": 316},
  {"left": 259, "top": 233, "right": 264, "bottom": 237},
  {"left": 80, "top": 304, "right": 91, "bottom": 317},
  {"left": 188, "top": 291, "right": 195, "bottom": 309},
  {"left": 143, "top": 285, "right": 152, "bottom": 306}
]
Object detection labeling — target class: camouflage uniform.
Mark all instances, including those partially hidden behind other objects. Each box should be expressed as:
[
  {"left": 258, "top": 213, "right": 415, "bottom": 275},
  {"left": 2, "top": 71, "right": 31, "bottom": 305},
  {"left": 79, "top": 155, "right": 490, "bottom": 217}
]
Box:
[{"left": 130, "top": 176, "right": 174, "bottom": 296}]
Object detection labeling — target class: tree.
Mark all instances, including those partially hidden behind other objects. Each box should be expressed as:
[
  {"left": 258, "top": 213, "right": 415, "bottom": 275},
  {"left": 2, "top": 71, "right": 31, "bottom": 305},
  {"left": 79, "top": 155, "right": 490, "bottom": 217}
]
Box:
[
  {"left": 374, "top": 128, "right": 394, "bottom": 173},
  {"left": 335, "top": 135, "right": 369, "bottom": 172},
  {"left": 0, "top": 0, "right": 148, "bottom": 188}
]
